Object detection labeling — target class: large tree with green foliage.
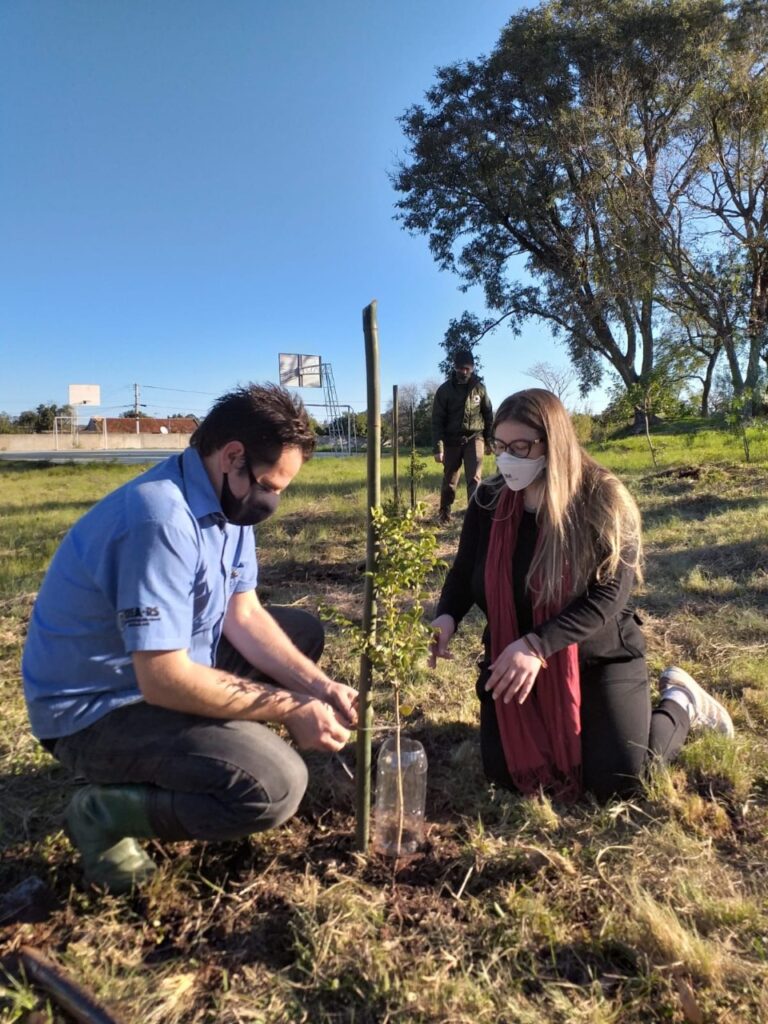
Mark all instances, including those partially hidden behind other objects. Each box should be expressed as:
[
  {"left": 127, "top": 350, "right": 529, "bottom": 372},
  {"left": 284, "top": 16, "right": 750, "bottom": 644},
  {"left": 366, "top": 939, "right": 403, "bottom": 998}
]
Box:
[
  {"left": 15, "top": 403, "right": 73, "bottom": 432},
  {"left": 394, "top": 0, "right": 765, "bottom": 409}
]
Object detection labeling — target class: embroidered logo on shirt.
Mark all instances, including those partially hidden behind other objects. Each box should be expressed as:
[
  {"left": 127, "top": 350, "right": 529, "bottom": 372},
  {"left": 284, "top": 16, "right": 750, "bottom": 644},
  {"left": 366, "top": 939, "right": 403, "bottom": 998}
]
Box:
[{"left": 118, "top": 606, "right": 161, "bottom": 629}]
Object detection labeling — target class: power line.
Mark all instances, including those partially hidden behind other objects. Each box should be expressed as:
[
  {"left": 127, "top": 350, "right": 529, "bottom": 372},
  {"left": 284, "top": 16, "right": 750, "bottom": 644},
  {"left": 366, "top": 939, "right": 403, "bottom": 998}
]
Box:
[{"left": 139, "top": 384, "right": 218, "bottom": 396}]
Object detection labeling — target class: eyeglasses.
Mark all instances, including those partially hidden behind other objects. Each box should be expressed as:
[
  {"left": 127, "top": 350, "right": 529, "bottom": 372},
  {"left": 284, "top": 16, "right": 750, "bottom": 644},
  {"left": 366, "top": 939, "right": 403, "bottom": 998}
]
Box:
[{"left": 490, "top": 436, "right": 544, "bottom": 458}]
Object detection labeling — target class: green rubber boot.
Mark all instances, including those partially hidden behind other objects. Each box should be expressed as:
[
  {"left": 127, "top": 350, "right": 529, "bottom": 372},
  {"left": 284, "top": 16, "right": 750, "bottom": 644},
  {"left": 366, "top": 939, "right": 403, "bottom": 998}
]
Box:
[{"left": 65, "top": 784, "right": 159, "bottom": 894}]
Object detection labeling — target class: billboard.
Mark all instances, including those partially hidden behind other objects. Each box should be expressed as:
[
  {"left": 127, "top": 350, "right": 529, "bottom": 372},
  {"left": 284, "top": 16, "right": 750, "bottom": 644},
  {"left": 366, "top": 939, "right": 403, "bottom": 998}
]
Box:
[{"left": 278, "top": 353, "right": 322, "bottom": 388}]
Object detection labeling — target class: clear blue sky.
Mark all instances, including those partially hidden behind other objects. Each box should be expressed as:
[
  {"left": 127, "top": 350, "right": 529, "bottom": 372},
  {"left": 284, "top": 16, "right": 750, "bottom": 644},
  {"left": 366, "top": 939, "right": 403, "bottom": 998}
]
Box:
[{"left": 0, "top": 0, "right": 577, "bottom": 422}]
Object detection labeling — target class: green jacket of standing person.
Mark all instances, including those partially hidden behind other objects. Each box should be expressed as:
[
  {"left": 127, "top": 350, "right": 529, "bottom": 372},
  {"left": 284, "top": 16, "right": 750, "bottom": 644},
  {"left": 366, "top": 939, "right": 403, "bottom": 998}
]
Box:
[
  {"left": 431, "top": 349, "right": 494, "bottom": 525},
  {"left": 431, "top": 361, "right": 494, "bottom": 457}
]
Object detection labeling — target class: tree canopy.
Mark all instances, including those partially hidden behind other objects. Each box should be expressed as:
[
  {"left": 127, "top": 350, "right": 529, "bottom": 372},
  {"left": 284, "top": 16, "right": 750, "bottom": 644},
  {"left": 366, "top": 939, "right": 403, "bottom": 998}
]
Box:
[
  {"left": 9, "top": 403, "right": 73, "bottom": 432},
  {"left": 394, "top": 0, "right": 768, "bottom": 410}
]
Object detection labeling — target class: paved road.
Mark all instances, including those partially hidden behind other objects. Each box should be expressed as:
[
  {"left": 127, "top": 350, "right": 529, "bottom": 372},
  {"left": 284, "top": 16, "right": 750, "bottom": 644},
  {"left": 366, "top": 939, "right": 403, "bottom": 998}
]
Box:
[
  {"left": 0, "top": 449, "right": 347, "bottom": 465},
  {"left": 0, "top": 449, "right": 173, "bottom": 465}
]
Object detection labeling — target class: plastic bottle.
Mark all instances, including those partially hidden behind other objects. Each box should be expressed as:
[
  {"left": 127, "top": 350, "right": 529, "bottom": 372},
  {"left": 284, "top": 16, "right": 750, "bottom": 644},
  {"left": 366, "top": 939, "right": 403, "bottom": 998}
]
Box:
[{"left": 373, "top": 735, "right": 427, "bottom": 856}]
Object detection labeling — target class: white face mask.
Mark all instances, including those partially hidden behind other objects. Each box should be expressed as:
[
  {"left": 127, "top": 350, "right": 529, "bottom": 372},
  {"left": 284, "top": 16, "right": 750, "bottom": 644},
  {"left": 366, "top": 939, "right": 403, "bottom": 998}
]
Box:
[{"left": 496, "top": 452, "right": 547, "bottom": 491}]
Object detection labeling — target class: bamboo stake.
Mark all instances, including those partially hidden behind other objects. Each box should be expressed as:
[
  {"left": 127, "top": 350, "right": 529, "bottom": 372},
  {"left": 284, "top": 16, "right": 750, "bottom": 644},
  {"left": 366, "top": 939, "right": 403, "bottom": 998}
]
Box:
[
  {"left": 356, "top": 300, "right": 381, "bottom": 852},
  {"left": 392, "top": 384, "right": 399, "bottom": 509},
  {"left": 410, "top": 402, "right": 416, "bottom": 509}
]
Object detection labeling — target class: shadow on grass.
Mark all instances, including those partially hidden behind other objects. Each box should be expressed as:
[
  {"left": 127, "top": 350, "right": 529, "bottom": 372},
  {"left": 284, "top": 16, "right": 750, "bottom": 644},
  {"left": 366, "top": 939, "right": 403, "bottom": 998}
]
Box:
[
  {"left": 640, "top": 490, "right": 768, "bottom": 527},
  {"left": 0, "top": 758, "right": 73, "bottom": 895},
  {"left": 643, "top": 537, "right": 768, "bottom": 610},
  {"left": 0, "top": 757, "right": 70, "bottom": 838}
]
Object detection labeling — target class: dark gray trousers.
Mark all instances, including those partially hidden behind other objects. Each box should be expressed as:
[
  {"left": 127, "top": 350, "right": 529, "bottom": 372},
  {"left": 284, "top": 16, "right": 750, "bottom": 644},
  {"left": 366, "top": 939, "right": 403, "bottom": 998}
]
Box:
[
  {"left": 51, "top": 607, "right": 324, "bottom": 842},
  {"left": 440, "top": 436, "right": 485, "bottom": 511}
]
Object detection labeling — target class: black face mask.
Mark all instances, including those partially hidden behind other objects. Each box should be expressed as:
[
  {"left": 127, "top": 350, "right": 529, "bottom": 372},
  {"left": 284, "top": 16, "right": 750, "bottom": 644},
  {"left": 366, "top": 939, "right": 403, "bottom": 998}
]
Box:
[{"left": 220, "top": 468, "right": 280, "bottom": 526}]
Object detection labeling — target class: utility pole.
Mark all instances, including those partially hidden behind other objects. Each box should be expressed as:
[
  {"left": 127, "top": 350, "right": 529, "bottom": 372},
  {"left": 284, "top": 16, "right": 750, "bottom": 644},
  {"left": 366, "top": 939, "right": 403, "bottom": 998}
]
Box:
[{"left": 133, "top": 383, "right": 142, "bottom": 434}]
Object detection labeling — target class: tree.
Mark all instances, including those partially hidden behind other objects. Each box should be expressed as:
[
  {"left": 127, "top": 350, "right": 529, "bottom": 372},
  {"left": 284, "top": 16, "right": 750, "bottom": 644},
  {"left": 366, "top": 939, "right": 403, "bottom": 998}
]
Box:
[
  {"left": 688, "top": 6, "right": 768, "bottom": 409},
  {"left": 15, "top": 403, "right": 72, "bottom": 432},
  {"left": 525, "top": 362, "right": 577, "bottom": 405},
  {"left": 385, "top": 382, "right": 439, "bottom": 447},
  {"left": 326, "top": 411, "right": 367, "bottom": 439},
  {"left": 394, "top": 0, "right": 758, "bottom": 407},
  {"left": 606, "top": 356, "right": 689, "bottom": 465}
]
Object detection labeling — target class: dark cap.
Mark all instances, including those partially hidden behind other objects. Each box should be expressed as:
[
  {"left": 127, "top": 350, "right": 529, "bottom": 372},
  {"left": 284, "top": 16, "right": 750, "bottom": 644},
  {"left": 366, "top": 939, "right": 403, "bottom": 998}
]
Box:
[{"left": 453, "top": 348, "right": 474, "bottom": 367}]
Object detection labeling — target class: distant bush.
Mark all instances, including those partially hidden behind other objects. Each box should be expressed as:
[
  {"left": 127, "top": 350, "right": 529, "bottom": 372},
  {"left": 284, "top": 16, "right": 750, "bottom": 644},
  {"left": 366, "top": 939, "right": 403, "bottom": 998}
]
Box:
[{"left": 570, "top": 412, "right": 595, "bottom": 444}]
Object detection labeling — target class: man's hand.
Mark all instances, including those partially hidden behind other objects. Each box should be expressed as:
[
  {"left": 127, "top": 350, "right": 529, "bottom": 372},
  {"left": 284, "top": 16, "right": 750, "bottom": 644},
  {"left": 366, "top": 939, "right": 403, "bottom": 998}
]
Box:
[
  {"left": 485, "top": 638, "right": 543, "bottom": 705},
  {"left": 428, "top": 614, "right": 456, "bottom": 669},
  {"left": 282, "top": 699, "right": 351, "bottom": 752},
  {"left": 434, "top": 453, "right": 444, "bottom": 464},
  {"left": 319, "top": 680, "right": 359, "bottom": 729}
]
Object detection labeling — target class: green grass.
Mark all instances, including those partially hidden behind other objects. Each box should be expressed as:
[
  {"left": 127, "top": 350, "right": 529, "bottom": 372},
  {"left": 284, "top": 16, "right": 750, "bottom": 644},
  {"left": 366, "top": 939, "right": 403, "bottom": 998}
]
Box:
[{"left": 1, "top": 428, "right": 767, "bottom": 1023}]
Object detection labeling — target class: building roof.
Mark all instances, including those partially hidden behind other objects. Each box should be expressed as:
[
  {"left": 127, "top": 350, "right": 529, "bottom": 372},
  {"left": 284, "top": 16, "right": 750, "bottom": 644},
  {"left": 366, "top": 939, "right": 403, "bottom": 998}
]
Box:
[{"left": 84, "top": 417, "right": 198, "bottom": 434}]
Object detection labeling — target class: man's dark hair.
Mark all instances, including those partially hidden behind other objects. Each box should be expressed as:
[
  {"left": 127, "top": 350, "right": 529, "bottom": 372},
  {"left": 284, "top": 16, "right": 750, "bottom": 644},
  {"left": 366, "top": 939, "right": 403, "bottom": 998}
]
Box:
[
  {"left": 190, "top": 383, "right": 316, "bottom": 464},
  {"left": 453, "top": 348, "right": 475, "bottom": 367}
]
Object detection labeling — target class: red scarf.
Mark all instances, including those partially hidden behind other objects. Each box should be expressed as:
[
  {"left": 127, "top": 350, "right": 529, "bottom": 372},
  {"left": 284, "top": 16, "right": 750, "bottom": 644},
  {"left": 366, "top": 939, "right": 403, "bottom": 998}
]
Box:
[{"left": 484, "top": 488, "right": 582, "bottom": 801}]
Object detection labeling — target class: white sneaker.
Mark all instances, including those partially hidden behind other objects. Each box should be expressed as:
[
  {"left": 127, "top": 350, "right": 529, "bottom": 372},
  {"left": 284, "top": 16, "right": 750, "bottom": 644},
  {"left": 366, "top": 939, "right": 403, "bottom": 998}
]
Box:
[{"left": 660, "top": 666, "right": 735, "bottom": 738}]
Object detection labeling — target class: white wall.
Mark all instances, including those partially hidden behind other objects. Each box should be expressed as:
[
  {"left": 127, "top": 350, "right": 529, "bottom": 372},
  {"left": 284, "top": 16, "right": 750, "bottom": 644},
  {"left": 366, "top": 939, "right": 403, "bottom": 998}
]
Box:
[{"left": 0, "top": 432, "right": 191, "bottom": 452}]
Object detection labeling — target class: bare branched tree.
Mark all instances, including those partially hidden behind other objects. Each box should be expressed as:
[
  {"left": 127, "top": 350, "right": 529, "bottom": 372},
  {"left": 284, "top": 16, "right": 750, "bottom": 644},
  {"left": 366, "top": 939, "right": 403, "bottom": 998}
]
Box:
[{"left": 525, "top": 362, "right": 577, "bottom": 405}]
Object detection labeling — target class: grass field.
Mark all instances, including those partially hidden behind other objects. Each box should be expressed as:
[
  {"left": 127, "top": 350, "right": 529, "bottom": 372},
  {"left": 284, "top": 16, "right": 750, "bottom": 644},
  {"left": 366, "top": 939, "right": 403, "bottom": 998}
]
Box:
[{"left": 1, "top": 426, "right": 767, "bottom": 1023}]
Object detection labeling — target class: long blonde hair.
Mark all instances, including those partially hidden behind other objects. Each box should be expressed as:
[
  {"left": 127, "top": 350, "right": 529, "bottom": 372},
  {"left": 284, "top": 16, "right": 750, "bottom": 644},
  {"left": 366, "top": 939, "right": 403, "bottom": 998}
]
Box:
[{"left": 479, "top": 389, "right": 643, "bottom": 607}]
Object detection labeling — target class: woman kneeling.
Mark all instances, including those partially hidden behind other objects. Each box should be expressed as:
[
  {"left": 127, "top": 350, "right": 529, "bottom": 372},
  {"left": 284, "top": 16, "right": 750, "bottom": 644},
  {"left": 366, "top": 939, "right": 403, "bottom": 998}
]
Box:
[{"left": 429, "top": 389, "right": 733, "bottom": 802}]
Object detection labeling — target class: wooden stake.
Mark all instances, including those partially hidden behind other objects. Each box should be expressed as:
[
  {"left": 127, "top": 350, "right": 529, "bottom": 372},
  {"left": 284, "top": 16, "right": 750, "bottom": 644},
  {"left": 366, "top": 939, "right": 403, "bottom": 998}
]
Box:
[
  {"left": 392, "top": 384, "right": 399, "bottom": 509},
  {"left": 356, "top": 300, "right": 381, "bottom": 852}
]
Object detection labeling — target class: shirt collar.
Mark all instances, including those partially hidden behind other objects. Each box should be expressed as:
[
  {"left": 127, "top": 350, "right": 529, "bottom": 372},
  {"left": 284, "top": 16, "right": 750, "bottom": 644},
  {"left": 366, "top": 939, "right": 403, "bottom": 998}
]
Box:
[{"left": 180, "top": 447, "right": 225, "bottom": 522}]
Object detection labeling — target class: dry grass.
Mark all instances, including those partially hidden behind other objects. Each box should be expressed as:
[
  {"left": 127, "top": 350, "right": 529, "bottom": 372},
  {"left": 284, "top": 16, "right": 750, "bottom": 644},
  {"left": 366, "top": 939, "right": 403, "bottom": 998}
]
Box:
[{"left": 1, "top": 443, "right": 768, "bottom": 1023}]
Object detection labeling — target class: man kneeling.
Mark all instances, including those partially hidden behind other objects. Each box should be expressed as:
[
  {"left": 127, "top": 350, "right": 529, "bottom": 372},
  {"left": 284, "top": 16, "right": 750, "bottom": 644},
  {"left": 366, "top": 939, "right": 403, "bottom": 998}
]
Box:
[{"left": 22, "top": 383, "right": 357, "bottom": 892}]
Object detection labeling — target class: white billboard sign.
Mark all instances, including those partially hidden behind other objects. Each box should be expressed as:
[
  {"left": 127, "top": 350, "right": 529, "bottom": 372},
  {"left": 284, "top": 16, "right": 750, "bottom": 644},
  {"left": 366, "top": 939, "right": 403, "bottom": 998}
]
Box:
[
  {"left": 279, "top": 353, "right": 322, "bottom": 388},
  {"left": 68, "top": 384, "right": 101, "bottom": 406}
]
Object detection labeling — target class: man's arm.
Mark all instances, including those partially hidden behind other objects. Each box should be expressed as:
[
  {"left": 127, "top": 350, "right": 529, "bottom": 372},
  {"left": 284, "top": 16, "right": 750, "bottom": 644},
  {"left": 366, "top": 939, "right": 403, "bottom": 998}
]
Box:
[
  {"left": 481, "top": 387, "right": 494, "bottom": 443},
  {"left": 222, "top": 589, "right": 358, "bottom": 727},
  {"left": 432, "top": 383, "right": 447, "bottom": 460},
  {"left": 132, "top": 647, "right": 351, "bottom": 752}
]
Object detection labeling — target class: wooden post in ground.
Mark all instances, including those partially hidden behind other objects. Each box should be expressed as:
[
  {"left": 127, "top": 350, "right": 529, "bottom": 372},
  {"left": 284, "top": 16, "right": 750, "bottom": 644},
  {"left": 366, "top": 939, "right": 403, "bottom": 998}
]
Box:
[
  {"left": 410, "top": 403, "right": 417, "bottom": 509},
  {"left": 392, "top": 384, "right": 399, "bottom": 509},
  {"left": 356, "top": 300, "right": 381, "bottom": 852}
]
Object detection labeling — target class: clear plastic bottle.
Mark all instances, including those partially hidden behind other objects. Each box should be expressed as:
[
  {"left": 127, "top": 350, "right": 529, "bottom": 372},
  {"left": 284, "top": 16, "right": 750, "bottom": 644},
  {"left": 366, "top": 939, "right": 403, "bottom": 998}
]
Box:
[{"left": 373, "top": 735, "right": 428, "bottom": 856}]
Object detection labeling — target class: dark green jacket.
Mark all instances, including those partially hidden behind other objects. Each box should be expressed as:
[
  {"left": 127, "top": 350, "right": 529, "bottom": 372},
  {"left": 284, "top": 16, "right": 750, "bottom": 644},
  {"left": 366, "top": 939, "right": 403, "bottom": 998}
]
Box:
[{"left": 431, "top": 373, "right": 494, "bottom": 455}]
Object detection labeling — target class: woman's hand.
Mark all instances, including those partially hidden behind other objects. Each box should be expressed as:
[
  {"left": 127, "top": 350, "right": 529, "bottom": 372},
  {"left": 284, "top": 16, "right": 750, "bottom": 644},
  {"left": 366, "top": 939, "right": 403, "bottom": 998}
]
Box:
[
  {"left": 428, "top": 614, "right": 456, "bottom": 669},
  {"left": 485, "top": 637, "right": 543, "bottom": 704}
]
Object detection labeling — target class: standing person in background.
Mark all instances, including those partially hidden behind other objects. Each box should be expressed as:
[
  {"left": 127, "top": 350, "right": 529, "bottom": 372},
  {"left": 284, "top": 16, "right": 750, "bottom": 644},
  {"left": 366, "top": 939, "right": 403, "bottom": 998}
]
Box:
[
  {"left": 429, "top": 389, "right": 734, "bottom": 802},
  {"left": 431, "top": 349, "right": 494, "bottom": 526}
]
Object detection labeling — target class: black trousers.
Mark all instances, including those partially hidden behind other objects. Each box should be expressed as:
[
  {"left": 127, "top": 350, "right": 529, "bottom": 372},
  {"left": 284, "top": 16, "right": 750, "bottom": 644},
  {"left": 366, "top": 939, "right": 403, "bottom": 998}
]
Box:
[
  {"left": 477, "top": 660, "right": 691, "bottom": 803},
  {"left": 50, "top": 607, "right": 324, "bottom": 841},
  {"left": 440, "top": 437, "right": 485, "bottom": 509}
]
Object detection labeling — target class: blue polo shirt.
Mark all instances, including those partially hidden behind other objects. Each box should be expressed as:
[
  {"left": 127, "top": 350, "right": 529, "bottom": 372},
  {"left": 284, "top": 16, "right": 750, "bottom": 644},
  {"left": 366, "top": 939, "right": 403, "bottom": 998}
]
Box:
[{"left": 22, "top": 447, "right": 258, "bottom": 739}]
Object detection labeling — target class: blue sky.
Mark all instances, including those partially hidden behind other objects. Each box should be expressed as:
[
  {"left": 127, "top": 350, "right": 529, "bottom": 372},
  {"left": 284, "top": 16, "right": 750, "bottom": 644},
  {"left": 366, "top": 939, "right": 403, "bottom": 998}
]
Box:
[{"left": 0, "top": 0, "right": 577, "bottom": 422}]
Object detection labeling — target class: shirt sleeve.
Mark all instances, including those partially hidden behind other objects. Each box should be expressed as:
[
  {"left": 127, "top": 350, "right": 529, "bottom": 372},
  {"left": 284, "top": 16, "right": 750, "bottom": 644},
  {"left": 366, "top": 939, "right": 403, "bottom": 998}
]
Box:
[
  {"left": 532, "top": 563, "right": 635, "bottom": 658},
  {"left": 116, "top": 517, "right": 199, "bottom": 653},
  {"left": 234, "top": 527, "right": 258, "bottom": 592}
]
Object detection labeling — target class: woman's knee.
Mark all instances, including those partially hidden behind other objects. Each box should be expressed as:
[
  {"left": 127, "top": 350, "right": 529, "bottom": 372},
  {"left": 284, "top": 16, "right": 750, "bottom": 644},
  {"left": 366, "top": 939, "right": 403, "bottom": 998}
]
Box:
[{"left": 581, "top": 747, "right": 646, "bottom": 803}]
